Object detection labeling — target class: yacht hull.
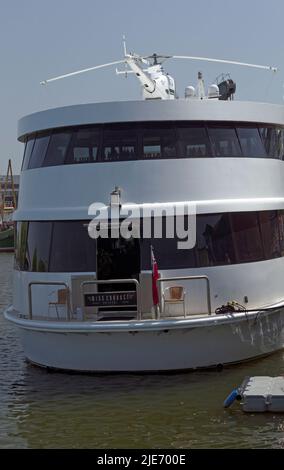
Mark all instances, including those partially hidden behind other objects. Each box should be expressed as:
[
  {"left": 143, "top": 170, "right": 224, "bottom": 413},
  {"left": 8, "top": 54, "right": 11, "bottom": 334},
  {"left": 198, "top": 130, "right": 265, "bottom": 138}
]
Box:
[{"left": 5, "top": 307, "right": 284, "bottom": 372}]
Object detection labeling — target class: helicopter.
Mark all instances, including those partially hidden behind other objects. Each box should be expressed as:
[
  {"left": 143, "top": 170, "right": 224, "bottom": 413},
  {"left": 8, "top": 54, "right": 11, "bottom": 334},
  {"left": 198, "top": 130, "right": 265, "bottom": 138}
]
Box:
[{"left": 40, "top": 37, "right": 277, "bottom": 101}]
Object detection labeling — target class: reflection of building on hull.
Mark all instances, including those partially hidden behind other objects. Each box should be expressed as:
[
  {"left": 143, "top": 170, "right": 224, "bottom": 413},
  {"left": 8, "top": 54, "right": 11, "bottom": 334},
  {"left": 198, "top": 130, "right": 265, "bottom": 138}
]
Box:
[{"left": 5, "top": 99, "right": 284, "bottom": 371}]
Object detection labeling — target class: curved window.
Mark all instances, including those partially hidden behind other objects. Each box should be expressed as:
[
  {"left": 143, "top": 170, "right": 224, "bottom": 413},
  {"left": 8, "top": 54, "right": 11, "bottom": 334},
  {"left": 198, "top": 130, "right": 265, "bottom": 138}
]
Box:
[
  {"left": 42, "top": 131, "right": 72, "bottom": 167},
  {"left": 28, "top": 134, "right": 50, "bottom": 169},
  {"left": 49, "top": 221, "right": 96, "bottom": 272},
  {"left": 65, "top": 128, "right": 100, "bottom": 164},
  {"left": 236, "top": 126, "right": 266, "bottom": 158},
  {"left": 22, "top": 137, "right": 35, "bottom": 170},
  {"left": 22, "top": 121, "right": 284, "bottom": 169},
  {"left": 207, "top": 125, "right": 242, "bottom": 157},
  {"left": 15, "top": 210, "right": 284, "bottom": 272}
]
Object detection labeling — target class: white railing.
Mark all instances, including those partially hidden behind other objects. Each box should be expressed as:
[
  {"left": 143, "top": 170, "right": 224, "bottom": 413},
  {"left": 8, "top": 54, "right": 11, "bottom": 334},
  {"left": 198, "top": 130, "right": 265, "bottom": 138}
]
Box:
[{"left": 157, "top": 275, "right": 212, "bottom": 318}]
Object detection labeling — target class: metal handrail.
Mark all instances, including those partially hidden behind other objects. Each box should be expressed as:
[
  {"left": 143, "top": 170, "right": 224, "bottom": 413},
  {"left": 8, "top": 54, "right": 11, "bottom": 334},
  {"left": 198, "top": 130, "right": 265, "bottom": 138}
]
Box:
[
  {"left": 157, "top": 275, "right": 212, "bottom": 318},
  {"left": 28, "top": 281, "right": 71, "bottom": 320},
  {"left": 81, "top": 279, "right": 141, "bottom": 320}
]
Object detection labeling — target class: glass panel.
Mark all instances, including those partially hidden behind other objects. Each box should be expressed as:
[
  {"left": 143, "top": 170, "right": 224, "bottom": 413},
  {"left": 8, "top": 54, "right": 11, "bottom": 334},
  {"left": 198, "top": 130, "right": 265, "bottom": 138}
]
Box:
[
  {"left": 49, "top": 221, "right": 96, "bottom": 272},
  {"left": 66, "top": 128, "right": 101, "bottom": 164},
  {"left": 231, "top": 212, "right": 263, "bottom": 262},
  {"left": 25, "top": 222, "right": 52, "bottom": 272},
  {"left": 259, "top": 126, "right": 281, "bottom": 158},
  {"left": 237, "top": 127, "right": 266, "bottom": 157},
  {"left": 15, "top": 222, "right": 29, "bottom": 270},
  {"left": 21, "top": 143, "right": 27, "bottom": 171},
  {"left": 178, "top": 126, "right": 212, "bottom": 157},
  {"left": 28, "top": 135, "right": 50, "bottom": 169},
  {"left": 140, "top": 217, "right": 196, "bottom": 269},
  {"left": 43, "top": 132, "right": 72, "bottom": 167},
  {"left": 22, "top": 138, "right": 35, "bottom": 171},
  {"left": 207, "top": 125, "right": 242, "bottom": 157},
  {"left": 102, "top": 127, "right": 137, "bottom": 161},
  {"left": 196, "top": 214, "right": 235, "bottom": 266},
  {"left": 259, "top": 211, "right": 280, "bottom": 258},
  {"left": 278, "top": 210, "right": 284, "bottom": 255},
  {"left": 142, "top": 126, "right": 177, "bottom": 159},
  {"left": 275, "top": 128, "right": 284, "bottom": 159}
]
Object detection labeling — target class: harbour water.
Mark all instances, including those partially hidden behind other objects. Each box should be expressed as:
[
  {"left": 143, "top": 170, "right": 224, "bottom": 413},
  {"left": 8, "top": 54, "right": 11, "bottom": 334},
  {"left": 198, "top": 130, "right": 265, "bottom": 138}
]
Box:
[{"left": 1, "top": 253, "right": 284, "bottom": 449}]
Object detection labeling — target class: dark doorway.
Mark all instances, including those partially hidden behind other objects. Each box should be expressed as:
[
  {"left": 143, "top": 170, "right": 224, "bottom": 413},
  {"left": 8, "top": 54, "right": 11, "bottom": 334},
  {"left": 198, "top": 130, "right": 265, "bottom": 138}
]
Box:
[{"left": 97, "top": 236, "right": 140, "bottom": 291}]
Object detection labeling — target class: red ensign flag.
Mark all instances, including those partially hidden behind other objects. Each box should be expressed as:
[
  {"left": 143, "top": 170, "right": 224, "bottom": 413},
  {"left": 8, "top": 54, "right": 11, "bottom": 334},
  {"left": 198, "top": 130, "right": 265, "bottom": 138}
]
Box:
[{"left": 151, "top": 246, "right": 160, "bottom": 306}]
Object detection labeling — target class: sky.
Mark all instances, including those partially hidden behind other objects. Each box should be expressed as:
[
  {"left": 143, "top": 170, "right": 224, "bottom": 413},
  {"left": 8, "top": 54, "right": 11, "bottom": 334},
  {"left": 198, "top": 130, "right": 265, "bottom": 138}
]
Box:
[{"left": 0, "top": 0, "right": 284, "bottom": 173}]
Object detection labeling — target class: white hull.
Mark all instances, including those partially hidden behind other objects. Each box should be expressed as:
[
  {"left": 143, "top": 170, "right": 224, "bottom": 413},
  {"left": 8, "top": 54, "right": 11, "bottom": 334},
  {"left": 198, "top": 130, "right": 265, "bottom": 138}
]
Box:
[{"left": 5, "top": 307, "right": 284, "bottom": 372}]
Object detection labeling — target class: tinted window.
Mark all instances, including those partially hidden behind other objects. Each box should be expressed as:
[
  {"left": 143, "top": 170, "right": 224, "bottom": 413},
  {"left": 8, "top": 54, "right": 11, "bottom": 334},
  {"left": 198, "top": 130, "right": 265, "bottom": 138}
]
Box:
[
  {"left": 43, "top": 132, "right": 72, "bottom": 167},
  {"left": 231, "top": 212, "right": 263, "bottom": 262},
  {"left": 21, "top": 122, "right": 284, "bottom": 169},
  {"left": 259, "top": 211, "right": 280, "bottom": 258},
  {"left": 49, "top": 221, "right": 96, "bottom": 272},
  {"left": 16, "top": 211, "right": 284, "bottom": 272},
  {"left": 142, "top": 126, "right": 177, "bottom": 159},
  {"left": 102, "top": 127, "right": 137, "bottom": 161},
  {"left": 66, "top": 128, "right": 101, "bottom": 164},
  {"left": 25, "top": 222, "right": 52, "bottom": 271},
  {"left": 237, "top": 127, "right": 266, "bottom": 157},
  {"left": 15, "top": 222, "right": 28, "bottom": 269},
  {"left": 208, "top": 125, "right": 242, "bottom": 157},
  {"left": 28, "top": 135, "right": 50, "bottom": 169},
  {"left": 140, "top": 217, "right": 196, "bottom": 270},
  {"left": 278, "top": 210, "right": 284, "bottom": 255},
  {"left": 259, "top": 126, "right": 284, "bottom": 158},
  {"left": 178, "top": 126, "right": 212, "bottom": 157},
  {"left": 22, "top": 138, "right": 35, "bottom": 170},
  {"left": 196, "top": 214, "right": 235, "bottom": 266}
]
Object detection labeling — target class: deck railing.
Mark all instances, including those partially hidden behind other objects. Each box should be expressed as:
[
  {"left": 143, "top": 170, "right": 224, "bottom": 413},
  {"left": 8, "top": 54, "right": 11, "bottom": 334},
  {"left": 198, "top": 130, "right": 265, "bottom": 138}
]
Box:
[
  {"left": 28, "top": 281, "right": 71, "bottom": 320},
  {"left": 157, "top": 275, "right": 212, "bottom": 318}
]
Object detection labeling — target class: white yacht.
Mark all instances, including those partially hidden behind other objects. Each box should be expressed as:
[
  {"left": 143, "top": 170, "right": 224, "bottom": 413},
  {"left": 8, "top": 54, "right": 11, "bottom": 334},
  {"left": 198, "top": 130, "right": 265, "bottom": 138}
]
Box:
[{"left": 5, "top": 45, "right": 284, "bottom": 372}]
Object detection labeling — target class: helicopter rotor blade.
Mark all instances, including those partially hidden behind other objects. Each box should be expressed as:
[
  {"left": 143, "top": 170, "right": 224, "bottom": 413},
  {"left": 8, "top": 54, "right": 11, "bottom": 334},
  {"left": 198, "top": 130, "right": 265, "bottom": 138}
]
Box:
[
  {"left": 171, "top": 55, "right": 278, "bottom": 72},
  {"left": 40, "top": 60, "right": 126, "bottom": 85}
]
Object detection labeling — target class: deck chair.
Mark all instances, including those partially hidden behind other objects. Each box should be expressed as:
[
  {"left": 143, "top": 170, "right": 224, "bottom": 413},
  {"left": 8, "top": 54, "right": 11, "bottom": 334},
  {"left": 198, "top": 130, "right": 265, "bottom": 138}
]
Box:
[
  {"left": 48, "top": 288, "right": 69, "bottom": 319},
  {"left": 163, "top": 286, "right": 186, "bottom": 318}
]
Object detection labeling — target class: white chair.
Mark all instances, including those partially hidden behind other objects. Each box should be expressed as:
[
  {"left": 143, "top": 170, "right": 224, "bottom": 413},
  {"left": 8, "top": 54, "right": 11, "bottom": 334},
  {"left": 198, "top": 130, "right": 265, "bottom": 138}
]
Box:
[{"left": 163, "top": 286, "right": 187, "bottom": 318}]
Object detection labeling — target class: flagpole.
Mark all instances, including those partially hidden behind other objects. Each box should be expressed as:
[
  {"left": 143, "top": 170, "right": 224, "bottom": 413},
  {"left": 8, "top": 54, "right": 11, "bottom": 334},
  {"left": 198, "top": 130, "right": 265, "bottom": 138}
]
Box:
[{"left": 151, "top": 245, "right": 160, "bottom": 319}]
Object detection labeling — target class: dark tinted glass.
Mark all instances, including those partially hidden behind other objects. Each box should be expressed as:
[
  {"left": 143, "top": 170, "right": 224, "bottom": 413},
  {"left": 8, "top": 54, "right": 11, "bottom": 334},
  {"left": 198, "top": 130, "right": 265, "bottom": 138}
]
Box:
[
  {"left": 15, "top": 222, "right": 29, "bottom": 269},
  {"left": 16, "top": 211, "right": 284, "bottom": 272},
  {"left": 231, "top": 212, "right": 263, "bottom": 262},
  {"left": 49, "top": 221, "right": 96, "bottom": 272},
  {"left": 196, "top": 214, "right": 235, "bottom": 266},
  {"left": 43, "top": 132, "right": 72, "bottom": 167},
  {"left": 102, "top": 126, "right": 137, "bottom": 161},
  {"left": 142, "top": 125, "right": 177, "bottom": 159},
  {"left": 178, "top": 126, "right": 212, "bottom": 157},
  {"left": 22, "top": 138, "right": 35, "bottom": 170},
  {"left": 259, "top": 211, "right": 280, "bottom": 258},
  {"left": 237, "top": 127, "right": 266, "bottom": 157},
  {"left": 25, "top": 222, "right": 52, "bottom": 271},
  {"left": 140, "top": 216, "right": 196, "bottom": 270},
  {"left": 28, "top": 135, "right": 50, "bottom": 169},
  {"left": 66, "top": 128, "right": 101, "bottom": 164},
  {"left": 278, "top": 210, "right": 284, "bottom": 255},
  {"left": 259, "top": 127, "right": 284, "bottom": 158},
  {"left": 207, "top": 125, "right": 242, "bottom": 157},
  {"left": 21, "top": 122, "right": 284, "bottom": 169}
]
